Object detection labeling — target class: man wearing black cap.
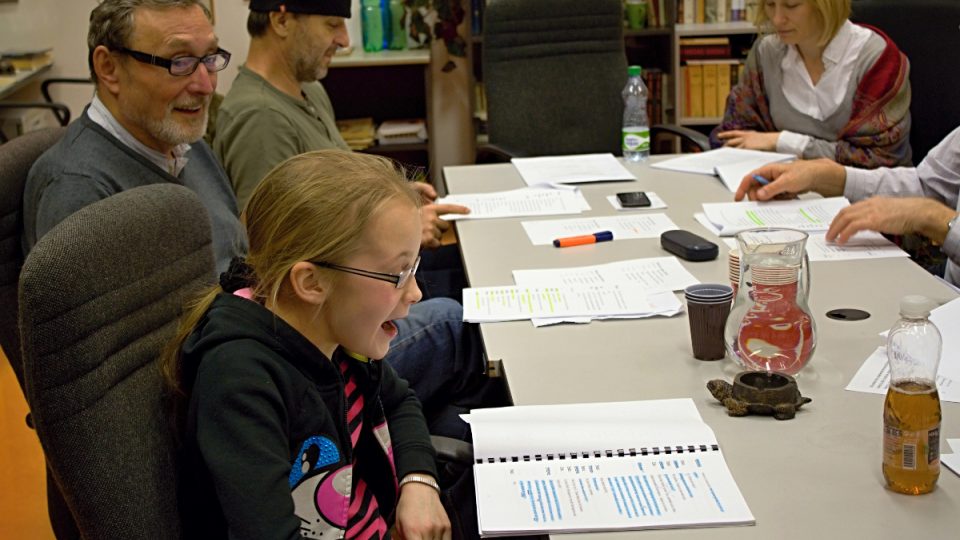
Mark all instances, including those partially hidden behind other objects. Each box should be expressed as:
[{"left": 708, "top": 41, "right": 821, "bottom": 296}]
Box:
[
  {"left": 214, "top": 0, "right": 350, "bottom": 207},
  {"left": 214, "top": 0, "right": 470, "bottom": 247}
]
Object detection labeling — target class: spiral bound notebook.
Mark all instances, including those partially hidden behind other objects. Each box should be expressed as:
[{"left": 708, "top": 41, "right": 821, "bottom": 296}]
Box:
[{"left": 463, "top": 398, "right": 754, "bottom": 537}]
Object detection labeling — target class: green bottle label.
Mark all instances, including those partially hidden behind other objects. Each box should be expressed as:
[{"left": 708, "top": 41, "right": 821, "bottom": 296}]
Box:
[{"left": 622, "top": 127, "right": 650, "bottom": 152}]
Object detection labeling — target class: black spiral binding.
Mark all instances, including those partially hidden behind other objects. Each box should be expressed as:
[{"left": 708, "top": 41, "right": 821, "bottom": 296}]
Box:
[{"left": 478, "top": 443, "right": 721, "bottom": 464}]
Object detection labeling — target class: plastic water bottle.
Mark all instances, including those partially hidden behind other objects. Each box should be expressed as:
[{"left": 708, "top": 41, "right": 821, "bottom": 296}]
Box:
[
  {"left": 882, "top": 295, "right": 942, "bottom": 495},
  {"left": 622, "top": 65, "right": 650, "bottom": 162},
  {"left": 388, "top": 0, "right": 407, "bottom": 50},
  {"left": 362, "top": 0, "right": 388, "bottom": 52}
]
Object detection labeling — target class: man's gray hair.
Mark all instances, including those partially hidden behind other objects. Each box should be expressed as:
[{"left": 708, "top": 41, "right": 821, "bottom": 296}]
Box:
[{"left": 87, "top": 0, "right": 212, "bottom": 81}]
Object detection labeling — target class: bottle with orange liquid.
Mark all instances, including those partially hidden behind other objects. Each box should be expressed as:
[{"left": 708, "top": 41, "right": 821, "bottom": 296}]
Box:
[{"left": 882, "top": 295, "right": 942, "bottom": 495}]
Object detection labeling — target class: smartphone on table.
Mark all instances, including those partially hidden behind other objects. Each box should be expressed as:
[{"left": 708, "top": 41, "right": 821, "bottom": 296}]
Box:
[{"left": 616, "top": 191, "right": 651, "bottom": 208}]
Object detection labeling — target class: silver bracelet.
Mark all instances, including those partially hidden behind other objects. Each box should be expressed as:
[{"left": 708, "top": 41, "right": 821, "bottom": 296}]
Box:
[{"left": 398, "top": 474, "right": 441, "bottom": 495}]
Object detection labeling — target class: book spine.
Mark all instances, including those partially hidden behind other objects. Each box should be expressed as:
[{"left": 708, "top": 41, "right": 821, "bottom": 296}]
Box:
[{"left": 477, "top": 444, "right": 721, "bottom": 464}]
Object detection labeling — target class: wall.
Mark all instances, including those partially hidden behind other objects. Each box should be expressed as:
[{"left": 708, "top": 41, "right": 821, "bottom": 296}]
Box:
[{"left": 0, "top": 0, "right": 99, "bottom": 116}]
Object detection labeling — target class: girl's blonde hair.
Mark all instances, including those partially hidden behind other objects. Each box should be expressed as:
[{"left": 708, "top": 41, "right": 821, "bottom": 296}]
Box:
[
  {"left": 754, "top": 0, "right": 851, "bottom": 47},
  {"left": 160, "top": 149, "right": 420, "bottom": 414}
]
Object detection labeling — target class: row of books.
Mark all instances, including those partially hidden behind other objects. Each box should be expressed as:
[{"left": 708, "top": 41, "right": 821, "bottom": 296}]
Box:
[
  {"left": 642, "top": 68, "right": 670, "bottom": 126},
  {"left": 0, "top": 48, "right": 53, "bottom": 71},
  {"left": 681, "top": 59, "right": 743, "bottom": 119},
  {"left": 680, "top": 36, "right": 732, "bottom": 62},
  {"left": 336, "top": 117, "right": 428, "bottom": 150},
  {"left": 677, "top": 0, "right": 759, "bottom": 24}
]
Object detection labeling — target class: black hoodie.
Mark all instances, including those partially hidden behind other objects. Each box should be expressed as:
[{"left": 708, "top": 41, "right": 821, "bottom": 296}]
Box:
[{"left": 178, "top": 293, "right": 437, "bottom": 539}]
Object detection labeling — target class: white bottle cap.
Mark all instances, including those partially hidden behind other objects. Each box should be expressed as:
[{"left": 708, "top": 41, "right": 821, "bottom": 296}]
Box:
[{"left": 899, "top": 295, "right": 933, "bottom": 318}]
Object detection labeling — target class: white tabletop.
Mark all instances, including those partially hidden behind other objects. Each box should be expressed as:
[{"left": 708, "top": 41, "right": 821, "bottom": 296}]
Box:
[{"left": 443, "top": 156, "right": 960, "bottom": 539}]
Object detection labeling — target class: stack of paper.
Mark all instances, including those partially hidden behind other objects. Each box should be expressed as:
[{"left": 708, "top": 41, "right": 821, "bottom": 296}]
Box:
[
  {"left": 461, "top": 257, "right": 699, "bottom": 324},
  {"left": 511, "top": 153, "right": 636, "bottom": 187},
  {"left": 514, "top": 256, "right": 699, "bottom": 326},
  {"left": 462, "top": 285, "right": 682, "bottom": 323},
  {"left": 846, "top": 297, "right": 960, "bottom": 402},
  {"left": 944, "top": 440, "right": 960, "bottom": 477},
  {"left": 0, "top": 48, "right": 53, "bottom": 71},
  {"left": 434, "top": 187, "right": 590, "bottom": 220},
  {"left": 335, "top": 117, "right": 375, "bottom": 150},
  {"left": 698, "top": 196, "right": 849, "bottom": 236},
  {"left": 720, "top": 231, "right": 909, "bottom": 262},
  {"left": 376, "top": 118, "right": 427, "bottom": 145},
  {"left": 651, "top": 147, "right": 795, "bottom": 192}
]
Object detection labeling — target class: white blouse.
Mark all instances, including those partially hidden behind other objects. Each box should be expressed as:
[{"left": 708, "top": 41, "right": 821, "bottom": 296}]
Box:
[{"left": 775, "top": 20, "right": 874, "bottom": 156}]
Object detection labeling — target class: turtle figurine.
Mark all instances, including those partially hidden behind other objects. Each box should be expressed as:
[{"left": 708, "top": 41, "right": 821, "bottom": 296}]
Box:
[{"left": 707, "top": 371, "right": 812, "bottom": 420}]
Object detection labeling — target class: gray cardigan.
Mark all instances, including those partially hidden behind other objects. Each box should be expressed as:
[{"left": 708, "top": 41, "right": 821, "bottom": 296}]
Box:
[{"left": 23, "top": 110, "right": 247, "bottom": 272}]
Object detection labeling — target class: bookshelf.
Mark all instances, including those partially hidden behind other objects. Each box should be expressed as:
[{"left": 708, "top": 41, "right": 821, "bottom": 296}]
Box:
[
  {"left": 324, "top": 48, "right": 433, "bottom": 171},
  {"left": 673, "top": 21, "right": 757, "bottom": 126}
]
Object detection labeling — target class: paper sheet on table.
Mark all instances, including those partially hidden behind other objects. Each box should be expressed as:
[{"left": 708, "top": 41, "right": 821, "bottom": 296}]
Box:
[
  {"left": 513, "top": 257, "right": 698, "bottom": 326},
  {"left": 606, "top": 191, "right": 668, "bottom": 211},
  {"left": 511, "top": 153, "right": 636, "bottom": 186},
  {"left": 521, "top": 213, "right": 679, "bottom": 245},
  {"left": 717, "top": 230, "right": 907, "bottom": 261},
  {"left": 435, "top": 187, "right": 590, "bottom": 220},
  {"left": 461, "top": 284, "right": 682, "bottom": 323},
  {"left": 714, "top": 154, "right": 796, "bottom": 192},
  {"left": 700, "top": 196, "right": 849, "bottom": 236},
  {"left": 845, "top": 347, "right": 960, "bottom": 403},
  {"left": 652, "top": 147, "right": 795, "bottom": 176},
  {"left": 943, "top": 439, "right": 960, "bottom": 477}
]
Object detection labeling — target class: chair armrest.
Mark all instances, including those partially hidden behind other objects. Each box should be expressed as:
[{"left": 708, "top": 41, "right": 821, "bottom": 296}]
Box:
[
  {"left": 651, "top": 124, "right": 710, "bottom": 153},
  {"left": 431, "top": 435, "right": 473, "bottom": 464},
  {"left": 40, "top": 77, "right": 94, "bottom": 104},
  {"left": 475, "top": 142, "right": 526, "bottom": 164},
  {"left": 41, "top": 78, "right": 93, "bottom": 125}
]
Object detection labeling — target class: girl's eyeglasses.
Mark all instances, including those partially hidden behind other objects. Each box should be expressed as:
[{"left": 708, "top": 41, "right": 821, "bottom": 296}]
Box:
[{"left": 310, "top": 256, "right": 421, "bottom": 289}]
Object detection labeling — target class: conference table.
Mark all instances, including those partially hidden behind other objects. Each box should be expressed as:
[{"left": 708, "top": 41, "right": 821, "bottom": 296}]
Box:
[{"left": 443, "top": 157, "right": 960, "bottom": 539}]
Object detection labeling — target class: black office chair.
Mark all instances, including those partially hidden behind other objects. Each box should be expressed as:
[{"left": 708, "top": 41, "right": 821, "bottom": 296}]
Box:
[
  {"left": 0, "top": 126, "right": 66, "bottom": 391},
  {"left": 851, "top": 0, "right": 960, "bottom": 163},
  {"left": 479, "top": 0, "right": 706, "bottom": 162},
  {"left": 41, "top": 77, "right": 94, "bottom": 126},
  {"left": 20, "top": 183, "right": 217, "bottom": 539}
]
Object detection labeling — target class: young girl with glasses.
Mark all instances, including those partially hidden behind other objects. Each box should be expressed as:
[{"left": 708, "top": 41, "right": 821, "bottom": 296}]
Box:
[{"left": 162, "top": 149, "right": 450, "bottom": 539}]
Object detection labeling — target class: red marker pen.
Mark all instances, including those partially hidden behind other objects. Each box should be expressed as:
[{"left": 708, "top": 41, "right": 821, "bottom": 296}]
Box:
[{"left": 552, "top": 230, "right": 614, "bottom": 248}]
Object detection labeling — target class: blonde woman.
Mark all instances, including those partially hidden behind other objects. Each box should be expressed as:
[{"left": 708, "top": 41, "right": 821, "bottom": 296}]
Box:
[
  {"left": 712, "top": 0, "right": 912, "bottom": 168},
  {"left": 164, "top": 150, "right": 450, "bottom": 539}
]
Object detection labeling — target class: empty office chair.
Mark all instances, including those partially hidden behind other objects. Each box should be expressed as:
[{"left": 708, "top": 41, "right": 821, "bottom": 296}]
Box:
[
  {"left": 482, "top": 0, "right": 628, "bottom": 157},
  {"left": 19, "top": 183, "right": 216, "bottom": 539},
  {"left": 851, "top": 0, "right": 960, "bottom": 162},
  {"left": 481, "top": 0, "right": 706, "bottom": 160},
  {"left": 0, "top": 126, "right": 65, "bottom": 391}
]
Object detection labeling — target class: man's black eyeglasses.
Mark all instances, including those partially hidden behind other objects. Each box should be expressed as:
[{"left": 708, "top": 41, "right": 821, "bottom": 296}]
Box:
[
  {"left": 311, "top": 256, "right": 421, "bottom": 289},
  {"left": 116, "top": 47, "right": 231, "bottom": 76}
]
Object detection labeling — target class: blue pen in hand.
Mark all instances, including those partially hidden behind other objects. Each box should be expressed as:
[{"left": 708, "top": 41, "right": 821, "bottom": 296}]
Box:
[{"left": 752, "top": 174, "right": 771, "bottom": 186}]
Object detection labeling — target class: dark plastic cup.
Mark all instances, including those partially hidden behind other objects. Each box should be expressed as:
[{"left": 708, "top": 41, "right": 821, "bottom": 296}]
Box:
[{"left": 684, "top": 284, "right": 734, "bottom": 361}]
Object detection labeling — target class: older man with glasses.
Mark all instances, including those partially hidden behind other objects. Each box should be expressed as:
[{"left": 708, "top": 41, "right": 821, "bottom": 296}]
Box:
[{"left": 23, "top": 0, "right": 247, "bottom": 270}]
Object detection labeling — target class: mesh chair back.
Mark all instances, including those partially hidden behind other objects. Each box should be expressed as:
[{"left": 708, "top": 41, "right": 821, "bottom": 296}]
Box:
[
  {"left": 852, "top": 0, "right": 960, "bottom": 162},
  {"left": 0, "top": 126, "right": 65, "bottom": 389},
  {"left": 19, "top": 183, "right": 216, "bottom": 539},
  {"left": 483, "top": 0, "right": 628, "bottom": 157}
]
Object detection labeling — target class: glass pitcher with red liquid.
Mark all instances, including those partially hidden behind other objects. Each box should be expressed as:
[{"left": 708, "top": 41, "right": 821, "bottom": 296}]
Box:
[{"left": 724, "top": 228, "right": 816, "bottom": 375}]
